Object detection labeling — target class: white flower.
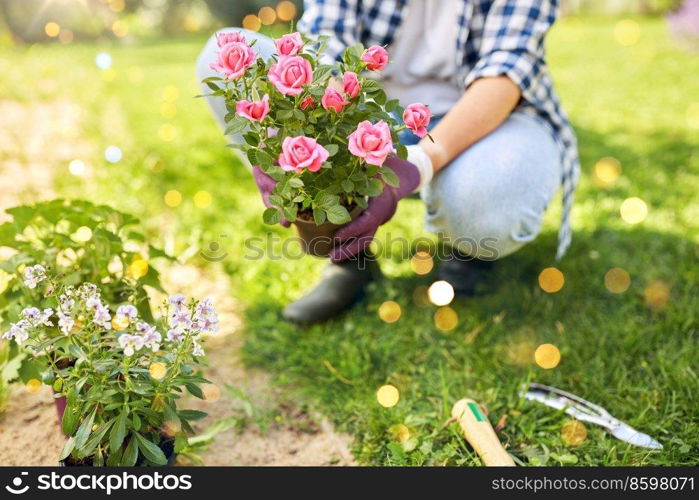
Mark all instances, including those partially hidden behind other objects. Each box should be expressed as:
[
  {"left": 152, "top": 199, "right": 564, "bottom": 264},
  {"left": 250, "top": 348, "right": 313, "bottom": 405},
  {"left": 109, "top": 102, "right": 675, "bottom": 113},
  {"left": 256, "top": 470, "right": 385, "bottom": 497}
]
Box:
[
  {"left": 118, "top": 334, "right": 144, "bottom": 356},
  {"left": 23, "top": 265, "right": 46, "bottom": 289},
  {"left": 166, "top": 328, "right": 185, "bottom": 343},
  {"left": 93, "top": 305, "right": 111, "bottom": 329},
  {"left": 168, "top": 294, "right": 186, "bottom": 309},
  {"left": 116, "top": 305, "right": 138, "bottom": 319},
  {"left": 78, "top": 283, "right": 99, "bottom": 300},
  {"left": 59, "top": 294, "right": 75, "bottom": 310},
  {"left": 193, "top": 298, "right": 219, "bottom": 334},
  {"left": 21, "top": 307, "right": 53, "bottom": 327},
  {"left": 192, "top": 341, "right": 205, "bottom": 357},
  {"left": 58, "top": 310, "right": 74, "bottom": 335},
  {"left": 85, "top": 296, "right": 103, "bottom": 309},
  {"left": 142, "top": 329, "right": 162, "bottom": 352},
  {"left": 3, "top": 320, "right": 30, "bottom": 344}
]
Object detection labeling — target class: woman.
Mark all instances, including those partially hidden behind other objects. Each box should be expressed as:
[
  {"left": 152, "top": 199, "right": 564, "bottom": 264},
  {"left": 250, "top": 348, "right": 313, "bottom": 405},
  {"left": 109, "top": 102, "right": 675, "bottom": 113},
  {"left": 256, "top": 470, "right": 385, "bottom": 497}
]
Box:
[{"left": 196, "top": 0, "right": 579, "bottom": 324}]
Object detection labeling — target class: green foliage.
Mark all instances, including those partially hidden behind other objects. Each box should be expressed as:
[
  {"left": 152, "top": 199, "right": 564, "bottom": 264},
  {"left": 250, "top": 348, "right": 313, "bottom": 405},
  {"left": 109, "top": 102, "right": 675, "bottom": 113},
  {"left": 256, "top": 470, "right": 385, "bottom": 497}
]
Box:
[{"left": 208, "top": 33, "right": 415, "bottom": 226}]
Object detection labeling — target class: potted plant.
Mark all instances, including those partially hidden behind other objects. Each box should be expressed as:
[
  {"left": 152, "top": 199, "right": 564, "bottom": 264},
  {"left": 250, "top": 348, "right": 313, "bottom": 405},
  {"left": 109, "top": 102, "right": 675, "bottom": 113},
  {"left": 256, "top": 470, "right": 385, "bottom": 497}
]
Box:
[
  {"left": 1, "top": 268, "right": 217, "bottom": 466},
  {"left": 203, "top": 31, "right": 431, "bottom": 256},
  {"left": 0, "top": 200, "right": 173, "bottom": 413}
]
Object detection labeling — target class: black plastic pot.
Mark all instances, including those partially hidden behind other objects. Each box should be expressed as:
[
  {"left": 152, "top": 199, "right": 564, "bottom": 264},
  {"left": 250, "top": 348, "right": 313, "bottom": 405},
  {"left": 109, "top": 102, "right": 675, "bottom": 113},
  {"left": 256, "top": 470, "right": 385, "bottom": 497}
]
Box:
[{"left": 59, "top": 436, "right": 177, "bottom": 467}]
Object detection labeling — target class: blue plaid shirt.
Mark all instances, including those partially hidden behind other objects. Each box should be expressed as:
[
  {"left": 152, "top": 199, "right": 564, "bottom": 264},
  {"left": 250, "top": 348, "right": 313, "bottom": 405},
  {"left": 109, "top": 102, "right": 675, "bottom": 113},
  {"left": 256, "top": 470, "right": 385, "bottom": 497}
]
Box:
[{"left": 299, "top": 0, "right": 579, "bottom": 259}]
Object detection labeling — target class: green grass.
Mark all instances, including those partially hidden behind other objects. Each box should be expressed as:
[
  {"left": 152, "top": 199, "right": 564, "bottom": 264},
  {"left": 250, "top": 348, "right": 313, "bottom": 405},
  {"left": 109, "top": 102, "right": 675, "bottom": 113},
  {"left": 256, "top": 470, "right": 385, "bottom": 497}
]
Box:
[{"left": 1, "top": 17, "right": 697, "bottom": 465}]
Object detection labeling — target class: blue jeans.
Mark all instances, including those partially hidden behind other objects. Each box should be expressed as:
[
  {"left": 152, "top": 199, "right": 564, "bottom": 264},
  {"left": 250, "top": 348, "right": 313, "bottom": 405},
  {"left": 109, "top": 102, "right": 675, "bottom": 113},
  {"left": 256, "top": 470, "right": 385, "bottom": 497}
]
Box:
[{"left": 197, "top": 30, "right": 562, "bottom": 260}]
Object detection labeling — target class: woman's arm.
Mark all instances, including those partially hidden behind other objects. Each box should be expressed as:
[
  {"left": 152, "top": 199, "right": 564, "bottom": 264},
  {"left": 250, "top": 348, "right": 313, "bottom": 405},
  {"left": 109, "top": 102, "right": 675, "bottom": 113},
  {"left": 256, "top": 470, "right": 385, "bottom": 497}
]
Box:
[{"left": 419, "top": 75, "right": 521, "bottom": 173}]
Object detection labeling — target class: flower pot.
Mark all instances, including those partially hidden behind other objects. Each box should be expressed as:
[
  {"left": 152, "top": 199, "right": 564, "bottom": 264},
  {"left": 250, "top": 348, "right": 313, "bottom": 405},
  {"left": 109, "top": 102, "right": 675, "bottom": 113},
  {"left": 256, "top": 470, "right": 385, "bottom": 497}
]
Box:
[
  {"left": 59, "top": 435, "right": 177, "bottom": 467},
  {"left": 293, "top": 206, "right": 363, "bottom": 257}
]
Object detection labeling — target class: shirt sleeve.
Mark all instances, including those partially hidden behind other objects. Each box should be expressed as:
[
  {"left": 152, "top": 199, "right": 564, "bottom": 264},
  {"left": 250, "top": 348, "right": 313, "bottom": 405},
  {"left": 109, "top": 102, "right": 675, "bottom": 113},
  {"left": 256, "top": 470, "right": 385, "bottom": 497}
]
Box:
[
  {"left": 464, "top": 0, "right": 559, "bottom": 104},
  {"left": 298, "top": 0, "right": 362, "bottom": 64}
]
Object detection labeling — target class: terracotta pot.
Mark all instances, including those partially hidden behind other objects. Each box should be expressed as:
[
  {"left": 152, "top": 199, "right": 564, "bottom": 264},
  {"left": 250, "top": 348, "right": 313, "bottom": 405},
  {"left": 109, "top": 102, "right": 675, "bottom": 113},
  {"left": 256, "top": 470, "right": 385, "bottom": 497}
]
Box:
[{"left": 293, "top": 206, "right": 363, "bottom": 257}]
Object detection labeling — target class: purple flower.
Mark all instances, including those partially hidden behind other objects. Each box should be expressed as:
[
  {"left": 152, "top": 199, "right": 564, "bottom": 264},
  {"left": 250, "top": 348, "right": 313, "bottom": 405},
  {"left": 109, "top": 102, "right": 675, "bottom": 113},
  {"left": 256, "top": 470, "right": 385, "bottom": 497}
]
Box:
[
  {"left": 166, "top": 328, "right": 185, "bottom": 343},
  {"left": 22, "top": 307, "right": 53, "bottom": 327},
  {"left": 58, "top": 310, "right": 74, "bottom": 335},
  {"left": 116, "top": 305, "right": 138, "bottom": 319},
  {"left": 93, "top": 305, "right": 111, "bottom": 329},
  {"left": 142, "top": 329, "right": 162, "bottom": 352},
  {"left": 3, "top": 320, "right": 30, "bottom": 344},
  {"left": 168, "top": 294, "right": 186, "bottom": 309},
  {"left": 192, "top": 341, "right": 205, "bottom": 357},
  {"left": 118, "top": 334, "right": 144, "bottom": 356},
  {"left": 169, "top": 309, "right": 193, "bottom": 329},
  {"left": 23, "top": 265, "right": 46, "bottom": 289}
]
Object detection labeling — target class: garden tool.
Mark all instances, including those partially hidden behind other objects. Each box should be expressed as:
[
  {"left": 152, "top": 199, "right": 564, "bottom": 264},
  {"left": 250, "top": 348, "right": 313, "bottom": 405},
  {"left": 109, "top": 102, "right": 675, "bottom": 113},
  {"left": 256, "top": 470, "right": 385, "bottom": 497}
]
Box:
[
  {"left": 520, "top": 383, "right": 663, "bottom": 450},
  {"left": 451, "top": 398, "right": 516, "bottom": 466}
]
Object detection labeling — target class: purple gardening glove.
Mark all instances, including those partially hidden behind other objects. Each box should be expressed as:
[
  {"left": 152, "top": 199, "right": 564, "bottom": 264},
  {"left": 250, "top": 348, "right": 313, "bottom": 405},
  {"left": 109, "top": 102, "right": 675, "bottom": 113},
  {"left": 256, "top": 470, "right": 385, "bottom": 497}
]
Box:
[
  {"left": 329, "top": 156, "right": 420, "bottom": 263},
  {"left": 252, "top": 166, "right": 291, "bottom": 228}
]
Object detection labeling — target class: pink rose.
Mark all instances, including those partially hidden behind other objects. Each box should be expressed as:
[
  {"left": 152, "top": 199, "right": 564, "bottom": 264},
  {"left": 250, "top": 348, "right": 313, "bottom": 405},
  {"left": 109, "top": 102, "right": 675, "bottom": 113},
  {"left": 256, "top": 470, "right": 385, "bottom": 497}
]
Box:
[
  {"left": 268, "top": 55, "right": 313, "bottom": 96},
  {"left": 403, "top": 103, "right": 431, "bottom": 138},
  {"left": 275, "top": 32, "right": 303, "bottom": 56},
  {"left": 361, "top": 45, "right": 389, "bottom": 71},
  {"left": 348, "top": 120, "right": 393, "bottom": 166},
  {"left": 321, "top": 87, "right": 349, "bottom": 113},
  {"left": 278, "top": 136, "right": 330, "bottom": 173},
  {"left": 301, "top": 96, "right": 316, "bottom": 110},
  {"left": 343, "top": 71, "right": 361, "bottom": 98},
  {"left": 216, "top": 31, "right": 246, "bottom": 47},
  {"left": 210, "top": 41, "right": 256, "bottom": 80},
  {"left": 236, "top": 94, "right": 270, "bottom": 123}
]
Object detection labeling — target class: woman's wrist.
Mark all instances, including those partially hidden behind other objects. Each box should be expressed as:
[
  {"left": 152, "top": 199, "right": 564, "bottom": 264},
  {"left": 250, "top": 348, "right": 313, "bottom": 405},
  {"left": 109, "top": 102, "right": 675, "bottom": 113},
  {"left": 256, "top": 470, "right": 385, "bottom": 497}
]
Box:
[
  {"left": 418, "top": 139, "right": 449, "bottom": 172},
  {"left": 406, "top": 145, "right": 434, "bottom": 192}
]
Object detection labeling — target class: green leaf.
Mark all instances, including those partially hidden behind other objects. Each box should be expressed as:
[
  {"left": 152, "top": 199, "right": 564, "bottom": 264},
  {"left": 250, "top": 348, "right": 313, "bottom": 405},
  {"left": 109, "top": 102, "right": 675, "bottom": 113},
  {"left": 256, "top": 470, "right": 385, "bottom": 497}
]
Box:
[
  {"left": 381, "top": 167, "right": 400, "bottom": 188},
  {"left": 326, "top": 205, "right": 351, "bottom": 225},
  {"left": 163, "top": 404, "right": 181, "bottom": 427},
  {"left": 74, "top": 407, "right": 97, "bottom": 451},
  {"left": 179, "top": 410, "right": 209, "bottom": 421},
  {"left": 59, "top": 437, "right": 75, "bottom": 461},
  {"left": 367, "top": 178, "right": 384, "bottom": 197},
  {"left": 397, "top": 144, "right": 408, "bottom": 160},
  {"left": 186, "top": 383, "right": 204, "bottom": 399},
  {"left": 385, "top": 99, "right": 400, "bottom": 112},
  {"left": 283, "top": 204, "right": 298, "bottom": 222},
  {"left": 224, "top": 119, "right": 247, "bottom": 135},
  {"left": 109, "top": 409, "right": 128, "bottom": 453},
  {"left": 134, "top": 432, "right": 168, "bottom": 465},
  {"left": 132, "top": 413, "right": 141, "bottom": 431},
  {"left": 313, "top": 208, "right": 326, "bottom": 225},
  {"left": 288, "top": 177, "right": 304, "bottom": 188},
  {"left": 263, "top": 208, "right": 281, "bottom": 225},
  {"left": 80, "top": 419, "right": 114, "bottom": 457},
  {"left": 324, "top": 144, "right": 340, "bottom": 157},
  {"left": 255, "top": 150, "right": 274, "bottom": 169},
  {"left": 62, "top": 402, "right": 81, "bottom": 435},
  {"left": 121, "top": 436, "right": 139, "bottom": 466}
]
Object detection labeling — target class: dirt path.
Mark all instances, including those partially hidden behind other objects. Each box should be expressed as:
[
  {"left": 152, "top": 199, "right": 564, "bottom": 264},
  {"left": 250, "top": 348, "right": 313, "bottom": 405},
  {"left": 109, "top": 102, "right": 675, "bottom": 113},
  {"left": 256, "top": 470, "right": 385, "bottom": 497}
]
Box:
[{"left": 0, "top": 99, "right": 354, "bottom": 466}]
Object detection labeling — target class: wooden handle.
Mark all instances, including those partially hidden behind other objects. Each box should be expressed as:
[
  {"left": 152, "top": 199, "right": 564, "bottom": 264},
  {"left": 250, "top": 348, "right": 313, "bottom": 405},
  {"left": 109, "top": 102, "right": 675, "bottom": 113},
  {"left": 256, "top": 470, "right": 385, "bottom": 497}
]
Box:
[{"left": 451, "top": 398, "right": 515, "bottom": 467}]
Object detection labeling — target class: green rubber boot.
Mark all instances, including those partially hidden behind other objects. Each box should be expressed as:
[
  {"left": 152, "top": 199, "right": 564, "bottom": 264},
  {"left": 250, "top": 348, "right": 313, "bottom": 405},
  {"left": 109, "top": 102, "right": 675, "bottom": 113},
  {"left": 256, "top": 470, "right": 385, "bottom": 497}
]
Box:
[{"left": 282, "top": 251, "right": 381, "bottom": 324}]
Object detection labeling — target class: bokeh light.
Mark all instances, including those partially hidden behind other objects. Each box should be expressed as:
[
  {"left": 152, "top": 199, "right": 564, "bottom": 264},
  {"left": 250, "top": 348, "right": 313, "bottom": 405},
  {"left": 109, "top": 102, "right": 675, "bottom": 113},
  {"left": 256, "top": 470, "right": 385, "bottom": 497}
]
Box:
[
  {"left": 614, "top": 19, "right": 641, "bottom": 46},
  {"left": 164, "top": 190, "right": 182, "bottom": 207},
  {"left": 149, "top": 362, "right": 167, "bottom": 380},
  {"left": 276, "top": 1, "right": 298, "bottom": 21},
  {"left": 593, "top": 157, "right": 621, "bottom": 188},
  {"left": 112, "top": 20, "right": 129, "bottom": 38},
  {"left": 101, "top": 68, "right": 117, "bottom": 82},
  {"left": 161, "top": 86, "right": 180, "bottom": 102},
  {"left": 73, "top": 226, "right": 93, "bottom": 243},
  {"left": 127, "top": 67, "right": 144, "bottom": 84},
  {"left": 620, "top": 197, "right": 648, "bottom": 224},
  {"left": 158, "top": 123, "right": 177, "bottom": 142},
  {"left": 538, "top": 267, "right": 565, "bottom": 293},
  {"left": 410, "top": 251, "right": 434, "bottom": 275},
  {"left": 109, "top": 0, "right": 125, "bottom": 13},
  {"left": 604, "top": 267, "right": 631, "bottom": 294},
  {"left": 243, "top": 14, "right": 262, "bottom": 32},
  {"left": 376, "top": 384, "right": 400, "bottom": 408},
  {"left": 534, "top": 343, "right": 561, "bottom": 369},
  {"left": 434, "top": 306, "right": 458, "bottom": 331},
  {"left": 26, "top": 378, "right": 42, "bottom": 394},
  {"left": 202, "top": 384, "right": 221, "bottom": 402},
  {"left": 111, "top": 315, "right": 129, "bottom": 331},
  {"left": 104, "top": 145, "right": 122, "bottom": 163},
  {"left": 378, "top": 300, "right": 401, "bottom": 323},
  {"left": 44, "top": 22, "right": 60, "bottom": 38},
  {"left": 128, "top": 258, "right": 149, "bottom": 279},
  {"left": 428, "top": 280, "right": 454, "bottom": 306},
  {"left": 194, "top": 190, "right": 212, "bottom": 208},
  {"left": 686, "top": 103, "right": 699, "bottom": 130},
  {"left": 259, "top": 6, "right": 277, "bottom": 25},
  {"left": 95, "top": 52, "right": 113, "bottom": 70},
  {"left": 644, "top": 281, "right": 671, "bottom": 309},
  {"left": 561, "top": 420, "right": 587, "bottom": 446},
  {"left": 59, "top": 29, "right": 74, "bottom": 44},
  {"left": 160, "top": 102, "right": 177, "bottom": 119},
  {"left": 69, "top": 159, "right": 87, "bottom": 176}
]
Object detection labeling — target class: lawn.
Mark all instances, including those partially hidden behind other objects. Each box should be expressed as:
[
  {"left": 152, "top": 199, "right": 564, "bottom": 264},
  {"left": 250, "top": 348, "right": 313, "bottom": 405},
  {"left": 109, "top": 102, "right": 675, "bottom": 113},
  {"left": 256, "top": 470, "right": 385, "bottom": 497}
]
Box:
[{"left": 1, "top": 16, "right": 697, "bottom": 465}]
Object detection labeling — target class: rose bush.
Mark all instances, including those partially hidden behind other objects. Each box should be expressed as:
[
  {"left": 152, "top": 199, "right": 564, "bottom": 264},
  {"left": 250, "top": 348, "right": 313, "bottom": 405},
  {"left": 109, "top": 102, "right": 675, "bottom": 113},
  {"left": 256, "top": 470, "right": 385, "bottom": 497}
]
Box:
[{"left": 203, "top": 31, "right": 431, "bottom": 227}]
